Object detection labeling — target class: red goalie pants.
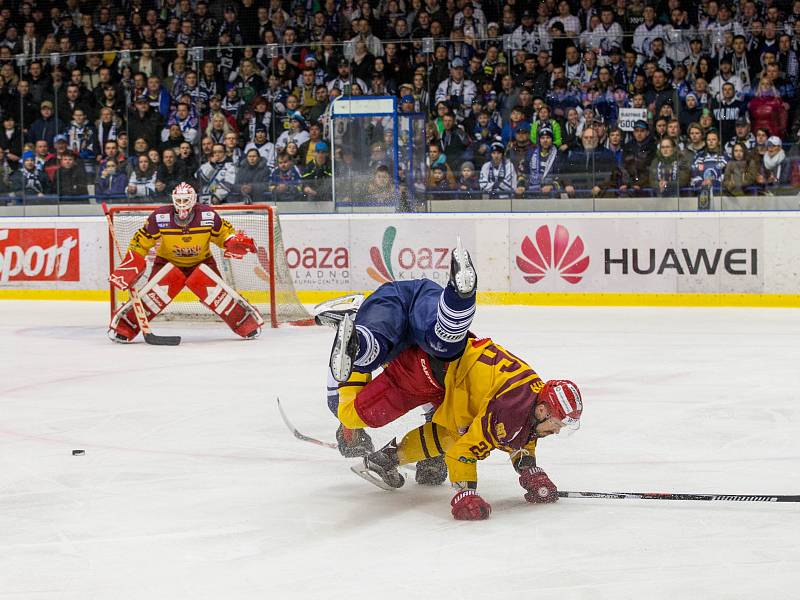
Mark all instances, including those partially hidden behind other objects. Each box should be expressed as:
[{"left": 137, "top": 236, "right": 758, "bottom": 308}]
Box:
[
  {"left": 340, "top": 346, "right": 446, "bottom": 429},
  {"left": 151, "top": 256, "right": 220, "bottom": 279}
]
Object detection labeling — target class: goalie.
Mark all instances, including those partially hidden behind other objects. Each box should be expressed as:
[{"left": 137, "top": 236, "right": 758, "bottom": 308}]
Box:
[{"left": 108, "top": 182, "right": 264, "bottom": 343}]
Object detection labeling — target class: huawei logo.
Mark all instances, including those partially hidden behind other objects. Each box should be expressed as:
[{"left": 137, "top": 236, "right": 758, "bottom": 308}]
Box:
[{"left": 516, "top": 225, "right": 590, "bottom": 284}]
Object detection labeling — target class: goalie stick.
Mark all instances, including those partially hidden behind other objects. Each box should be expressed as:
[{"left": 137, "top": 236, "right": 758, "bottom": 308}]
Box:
[
  {"left": 559, "top": 491, "right": 800, "bottom": 503},
  {"left": 103, "top": 203, "right": 181, "bottom": 346}
]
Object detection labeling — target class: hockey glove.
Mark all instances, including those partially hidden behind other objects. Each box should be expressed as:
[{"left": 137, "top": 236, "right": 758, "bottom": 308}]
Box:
[
  {"left": 109, "top": 249, "right": 146, "bottom": 291},
  {"left": 451, "top": 489, "right": 492, "bottom": 520},
  {"left": 519, "top": 467, "right": 558, "bottom": 503},
  {"left": 224, "top": 232, "right": 257, "bottom": 259}
]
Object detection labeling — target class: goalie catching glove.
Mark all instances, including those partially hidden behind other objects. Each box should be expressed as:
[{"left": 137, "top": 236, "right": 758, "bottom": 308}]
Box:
[
  {"left": 223, "top": 231, "right": 257, "bottom": 259},
  {"left": 519, "top": 467, "right": 558, "bottom": 503},
  {"left": 109, "top": 249, "right": 146, "bottom": 291}
]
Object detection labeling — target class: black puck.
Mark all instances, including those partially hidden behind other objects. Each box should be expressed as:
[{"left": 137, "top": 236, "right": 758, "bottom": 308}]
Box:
[{"left": 72, "top": 449, "right": 85, "bottom": 456}]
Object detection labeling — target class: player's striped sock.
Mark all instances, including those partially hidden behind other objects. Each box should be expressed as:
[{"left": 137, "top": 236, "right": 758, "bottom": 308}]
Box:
[
  {"left": 430, "top": 285, "right": 476, "bottom": 355},
  {"left": 353, "top": 325, "right": 386, "bottom": 372}
]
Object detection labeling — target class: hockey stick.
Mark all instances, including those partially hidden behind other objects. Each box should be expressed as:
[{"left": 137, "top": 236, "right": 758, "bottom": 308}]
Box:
[
  {"left": 558, "top": 491, "right": 800, "bottom": 503},
  {"left": 276, "top": 396, "right": 338, "bottom": 449},
  {"left": 102, "top": 203, "right": 181, "bottom": 346}
]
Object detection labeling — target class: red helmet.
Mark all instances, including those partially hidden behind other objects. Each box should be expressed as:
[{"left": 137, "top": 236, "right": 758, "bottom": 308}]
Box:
[{"left": 537, "top": 379, "right": 582, "bottom": 429}]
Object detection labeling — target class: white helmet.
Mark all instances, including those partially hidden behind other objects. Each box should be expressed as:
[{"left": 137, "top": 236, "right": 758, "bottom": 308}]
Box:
[{"left": 172, "top": 182, "right": 197, "bottom": 219}]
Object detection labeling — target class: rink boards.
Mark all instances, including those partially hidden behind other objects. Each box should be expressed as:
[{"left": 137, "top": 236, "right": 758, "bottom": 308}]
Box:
[{"left": 1, "top": 212, "right": 799, "bottom": 307}]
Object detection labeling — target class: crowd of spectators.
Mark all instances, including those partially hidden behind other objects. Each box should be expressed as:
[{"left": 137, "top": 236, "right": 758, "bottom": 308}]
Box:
[{"left": 0, "top": 0, "right": 799, "bottom": 206}]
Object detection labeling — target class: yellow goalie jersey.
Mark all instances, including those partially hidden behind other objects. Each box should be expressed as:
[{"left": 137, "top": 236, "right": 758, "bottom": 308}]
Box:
[
  {"left": 128, "top": 204, "right": 236, "bottom": 268},
  {"left": 432, "top": 337, "right": 545, "bottom": 484}
]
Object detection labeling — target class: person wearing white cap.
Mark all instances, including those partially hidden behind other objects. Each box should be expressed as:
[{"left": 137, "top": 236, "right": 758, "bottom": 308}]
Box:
[
  {"left": 479, "top": 141, "right": 516, "bottom": 197},
  {"left": 434, "top": 57, "right": 477, "bottom": 113},
  {"left": 759, "top": 136, "right": 791, "bottom": 190}
]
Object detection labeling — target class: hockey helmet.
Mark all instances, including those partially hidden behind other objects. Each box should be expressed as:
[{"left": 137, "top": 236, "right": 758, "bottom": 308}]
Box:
[
  {"left": 537, "top": 379, "right": 582, "bottom": 431},
  {"left": 172, "top": 181, "right": 197, "bottom": 219}
]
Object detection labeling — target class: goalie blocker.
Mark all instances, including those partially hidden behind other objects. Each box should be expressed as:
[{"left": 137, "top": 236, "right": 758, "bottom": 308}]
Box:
[{"left": 110, "top": 258, "right": 264, "bottom": 342}]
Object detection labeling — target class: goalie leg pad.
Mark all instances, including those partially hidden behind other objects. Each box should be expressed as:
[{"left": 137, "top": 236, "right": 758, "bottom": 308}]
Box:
[
  {"left": 108, "top": 263, "right": 187, "bottom": 341},
  {"left": 185, "top": 262, "right": 265, "bottom": 338}
]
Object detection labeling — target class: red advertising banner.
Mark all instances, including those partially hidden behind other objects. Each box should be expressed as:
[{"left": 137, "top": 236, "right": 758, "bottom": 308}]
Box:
[{"left": 0, "top": 228, "right": 80, "bottom": 282}]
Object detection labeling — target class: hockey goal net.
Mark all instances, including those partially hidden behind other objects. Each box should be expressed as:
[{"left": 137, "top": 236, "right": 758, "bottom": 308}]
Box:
[{"left": 107, "top": 204, "right": 312, "bottom": 328}]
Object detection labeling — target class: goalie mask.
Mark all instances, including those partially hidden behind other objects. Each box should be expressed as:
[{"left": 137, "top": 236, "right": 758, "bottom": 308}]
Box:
[
  {"left": 172, "top": 182, "right": 197, "bottom": 220},
  {"left": 535, "top": 379, "right": 582, "bottom": 433}
]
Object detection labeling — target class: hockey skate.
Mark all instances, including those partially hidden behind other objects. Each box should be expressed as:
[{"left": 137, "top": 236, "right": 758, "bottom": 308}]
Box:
[
  {"left": 336, "top": 423, "right": 375, "bottom": 458},
  {"left": 450, "top": 236, "right": 476, "bottom": 298},
  {"left": 330, "top": 313, "right": 359, "bottom": 383},
  {"left": 314, "top": 294, "right": 365, "bottom": 328},
  {"left": 351, "top": 441, "right": 405, "bottom": 491},
  {"left": 415, "top": 455, "right": 448, "bottom": 485}
]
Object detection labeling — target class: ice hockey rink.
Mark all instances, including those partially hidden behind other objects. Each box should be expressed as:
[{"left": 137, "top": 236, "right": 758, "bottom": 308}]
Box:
[{"left": 1, "top": 301, "right": 799, "bottom": 599}]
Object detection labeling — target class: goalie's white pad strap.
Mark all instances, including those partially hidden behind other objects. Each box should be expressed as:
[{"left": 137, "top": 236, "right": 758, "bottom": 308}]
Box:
[
  {"left": 138, "top": 262, "right": 186, "bottom": 315},
  {"left": 186, "top": 263, "right": 265, "bottom": 326}
]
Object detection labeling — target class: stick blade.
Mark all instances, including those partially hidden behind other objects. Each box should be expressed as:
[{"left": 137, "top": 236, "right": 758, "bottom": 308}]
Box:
[{"left": 143, "top": 332, "right": 182, "bottom": 346}]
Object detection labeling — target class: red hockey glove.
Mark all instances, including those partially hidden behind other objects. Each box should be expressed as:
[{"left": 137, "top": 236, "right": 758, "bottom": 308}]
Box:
[
  {"left": 451, "top": 489, "right": 492, "bottom": 520},
  {"left": 224, "top": 232, "right": 257, "bottom": 259},
  {"left": 109, "top": 249, "right": 146, "bottom": 291},
  {"left": 519, "top": 467, "right": 558, "bottom": 503}
]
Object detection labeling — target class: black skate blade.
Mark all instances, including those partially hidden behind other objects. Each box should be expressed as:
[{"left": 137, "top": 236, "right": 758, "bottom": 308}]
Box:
[{"left": 351, "top": 463, "right": 401, "bottom": 491}]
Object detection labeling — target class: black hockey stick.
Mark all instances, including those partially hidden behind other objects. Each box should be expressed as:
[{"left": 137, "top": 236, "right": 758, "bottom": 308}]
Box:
[
  {"left": 559, "top": 491, "right": 800, "bottom": 503},
  {"left": 275, "top": 397, "right": 417, "bottom": 472},
  {"left": 276, "top": 397, "right": 338, "bottom": 449},
  {"left": 103, "top": 203, "right": 181, "bottom": 346}
]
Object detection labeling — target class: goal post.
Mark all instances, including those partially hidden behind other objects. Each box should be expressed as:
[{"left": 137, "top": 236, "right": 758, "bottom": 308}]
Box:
[{"left": 107, "top": 203, "right": 312, "bottom": 328}]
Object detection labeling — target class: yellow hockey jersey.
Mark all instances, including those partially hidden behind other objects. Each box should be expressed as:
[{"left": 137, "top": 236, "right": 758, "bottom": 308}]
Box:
[
  {"left": 433, "top": 337, "right": 544, "bottom": 484},
  {"left": 128, "top": 204, "right": 236, "bottom": 268}
]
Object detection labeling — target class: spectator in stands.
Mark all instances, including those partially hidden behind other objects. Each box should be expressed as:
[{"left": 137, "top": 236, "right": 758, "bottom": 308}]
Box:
[
  {"left": 10, "top": 150, "right": 50, "bottom": 199},
  {"left": 749, "top": 77, "right": 789, "bottom": 140},
  {"left": 95, "top": 158, "right": 128, "bottom": 200},
  {"left": 128, "top": 95, "right": 163, "bottom": 150},
  {"left": 276, "top": 111, "right": 310, "bottom": 152},
  {"left": 649, "top": 137, "right": 690, "bottom": 197},
  {"left": 724, "top": 119, "right": 756, "bottom": 159},
  {"left": 723, "top": 142, "right": 759, "bottom": 196},
  {"left": 479, "top": 141, "right": 516, "bottom": 198},
  {"left": 367, "top": 165, "right": 397, "bottom": 205},
  {"left": 690, "top": 131, "right": 728, "bottom": 193},
  {"left": 506, "top": 124, "right": 534, "bottom": 186},
  {"left": 126, "top": 154, "right": 157, "bottom": 200},
  {"left": 438, "top": 112, "right": 470, "bottom": 170},
  {"left": 301, "top": 142, "right": 333, "bottom": 201},
  {"left": 759, "top": 136, "right": 792, "bottom": 192},
  {"left": 269, "top": 151, "right": 303, "bottom": 201},
  {"left": 236, "top": 147, "right": 272, "bottom": 204},
  {"left": 526, "top": 127, "right": 567, "bottom": 196},
  {"left": 155, "top": 148, "right": 189, "bottom": 200},
  {"left": 427, "top": 162, "right": 455, "bottom": 198},
  {"left": 54, "top": 152, "right": 88, "bottom": 198},
  {"left": 245, "top": 124, "right": 276, "bottom": 170},
  {"left": 564, "top": 128, "right": 615, "bottom": 197},
  {"left": 26, "top": 101, "right": 64, "bottom": 147},
  {"left": 621, "top": 120, "right": 656, "bottom": 194},
  {"left": 456, "top": 161, "right": 480, "bottom": 196},
  {"left": 0, "top": 114, "right": 23, "bottom": 165},
  {"left": 65, "top": 108, "right": 97, "bottom": 165},
  {"left": 196, "top": 143, "right": 237, "bottom": 204}
]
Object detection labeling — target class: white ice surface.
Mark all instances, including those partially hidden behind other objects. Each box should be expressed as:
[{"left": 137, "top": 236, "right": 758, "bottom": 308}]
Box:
[{"left": 1, "top": 301, "right": 799, "bottom": 600}]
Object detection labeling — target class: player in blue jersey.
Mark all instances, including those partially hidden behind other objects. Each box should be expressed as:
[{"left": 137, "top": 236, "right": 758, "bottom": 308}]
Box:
[{"left": 314, "top": 238, "right": 477, "bottom": 484}]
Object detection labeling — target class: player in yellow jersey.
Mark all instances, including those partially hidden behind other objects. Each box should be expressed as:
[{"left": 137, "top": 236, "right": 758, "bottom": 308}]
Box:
[
  {"left": 108, "top": 182, "right": 263, "bottom": 342},
  {"left": 336, "top": 337, "right": 582, "bottom": 520}
]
